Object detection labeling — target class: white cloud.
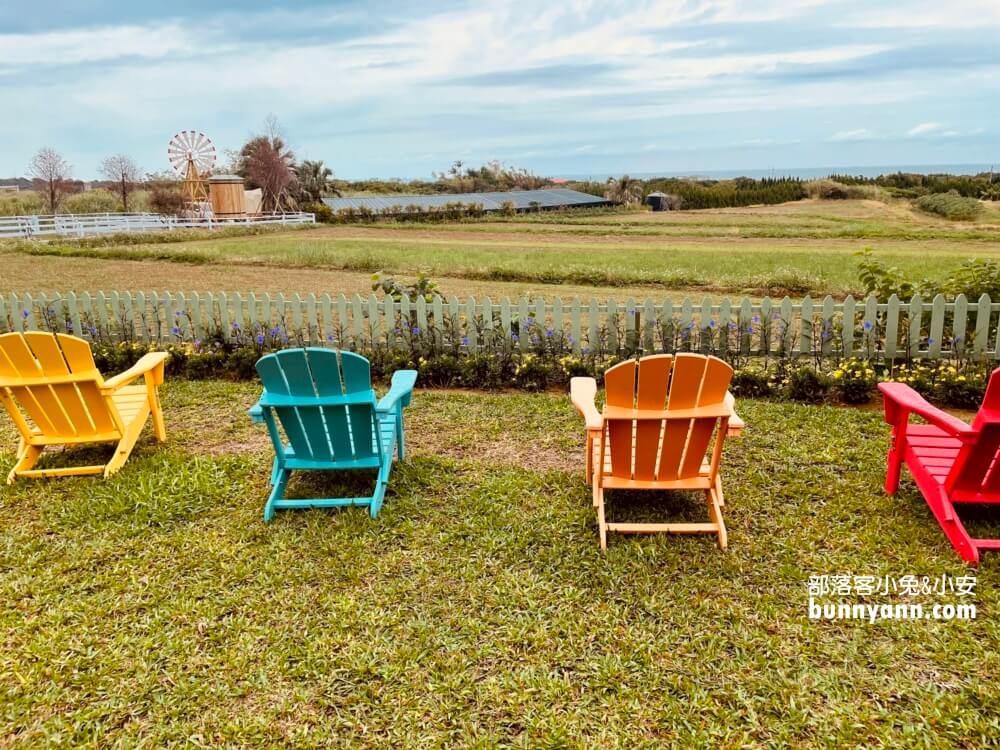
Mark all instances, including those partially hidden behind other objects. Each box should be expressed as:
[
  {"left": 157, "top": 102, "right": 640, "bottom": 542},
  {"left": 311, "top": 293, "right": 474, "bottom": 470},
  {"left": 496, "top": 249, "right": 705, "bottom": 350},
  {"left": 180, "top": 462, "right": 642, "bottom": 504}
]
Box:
[
  {"left": 907, "top": 122, "right": 942, "bottom": 136},
  {"left": 0, "top": 24, "right": 198, "bottom": 67},
  {"left": 846, "top": 0, "right": 1000, "bottom": 28},
  {"left": 830, "top": 128, "right": 871, "bottom": 141}
]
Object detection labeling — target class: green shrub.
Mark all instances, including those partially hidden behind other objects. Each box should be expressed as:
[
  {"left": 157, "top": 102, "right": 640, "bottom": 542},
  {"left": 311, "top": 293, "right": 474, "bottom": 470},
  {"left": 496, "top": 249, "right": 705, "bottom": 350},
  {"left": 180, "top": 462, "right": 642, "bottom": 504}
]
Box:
[
  {"left": 730, "top": 365, "right": 774, "bottom": 398},
  {"left": 784, "top": 366, "right": 830, "bottom": 403},
  {"left": 915, "top": 191, "right": 983, "bottom": 220},
  {"left": 557, "top": 354, "right": 591, "bottom": 378},
  {"left": 831, "top": 358, "right": 877, "bottom": 404},
  {"left": 513, "top": 353, "right": 550, "bottom": 391},
  {"left": 62, "top": 189, "right": 122, "bottom": 214},
  {"left": 888, "top": 361, "right": 988, "bottom": 410},
  {"left": 933, "top": 365, "right": 988, "bottom": 409},
  {"left": 417, "top": 354, "right": 462, "bottom": 387},
  {"left": 804, "top": 179, "right": 883, "bottom": 201},
  {"left": 0, "top": 190, "right": 46, "bottom": 216},
  {"left": 303, "top": 202, "right": 334, "bottom": 222},
  {"left": 149, "top": 187, "right": 186, "bottom": 216},
  {"left": 858, "top": 250, "right": 1000, "bottom": 301},
  {"left": 939, "top": 259, "right": 1000, "bottom": 300},
  {"left": 459, "top": 353, "right": 507, "bottom": 390}
]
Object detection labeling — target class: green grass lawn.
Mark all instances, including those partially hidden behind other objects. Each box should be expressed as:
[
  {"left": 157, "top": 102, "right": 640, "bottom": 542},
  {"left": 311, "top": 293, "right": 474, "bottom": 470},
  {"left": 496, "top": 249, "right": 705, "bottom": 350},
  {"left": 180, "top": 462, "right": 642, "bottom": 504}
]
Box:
[
  {"left": 2, "top": 382, "right": 999, "bottom": 747},
  {"left": 4, "top": 200, "right": 999, "bottom": 298}
]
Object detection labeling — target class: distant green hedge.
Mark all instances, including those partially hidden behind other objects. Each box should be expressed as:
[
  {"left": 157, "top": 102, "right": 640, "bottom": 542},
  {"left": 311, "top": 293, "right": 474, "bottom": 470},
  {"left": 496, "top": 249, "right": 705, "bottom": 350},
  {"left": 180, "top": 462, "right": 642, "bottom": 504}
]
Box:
[
  {"left": 642, "top": 177, "right": 807, "bottom": 209},
  {"left": 915, "top": 191, "right": 984, "bottom": 221}
]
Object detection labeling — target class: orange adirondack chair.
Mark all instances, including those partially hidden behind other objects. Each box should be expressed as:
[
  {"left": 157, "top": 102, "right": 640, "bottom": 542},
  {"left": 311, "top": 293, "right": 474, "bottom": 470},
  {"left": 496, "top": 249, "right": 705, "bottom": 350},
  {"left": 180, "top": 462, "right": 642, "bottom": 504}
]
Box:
[
  {"left": 571, "top": 353, "right": 744, "bottom": 550},
  {"left": 0, "top": 332, "right": 167, "bottom": 482},
  {"left": 880, "top": 368, "right": 1000, "bottom": 565}
]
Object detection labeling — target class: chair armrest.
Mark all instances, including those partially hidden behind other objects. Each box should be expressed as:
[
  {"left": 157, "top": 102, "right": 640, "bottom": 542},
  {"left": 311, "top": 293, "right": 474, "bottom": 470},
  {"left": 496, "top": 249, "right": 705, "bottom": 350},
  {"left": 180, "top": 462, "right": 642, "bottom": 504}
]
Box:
[
  {"left": 724, "top": 392, "right": 745, "bottom": 437},
  {"left": 103, "top": 352, "right": 169, "bottom": 390},
  {"left": 570, "top": 377, "right": 602, "bottom": 430},
  {"left": 248, "top": 402, "right": 264, "bottom": 424},
  {"left": 376, "top": 370, "right": 418, "bottom": 413},
  {"left": 878, "top": 382, "right": 973, "bottom": 437}
]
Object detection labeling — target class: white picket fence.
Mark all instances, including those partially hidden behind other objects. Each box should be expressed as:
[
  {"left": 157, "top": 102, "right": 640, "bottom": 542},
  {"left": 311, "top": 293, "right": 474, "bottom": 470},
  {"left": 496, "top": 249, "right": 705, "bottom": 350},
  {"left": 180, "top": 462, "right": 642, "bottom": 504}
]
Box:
[
  {"left": 2, "top": 291, "right": 999, "bottom": 361},
  {"left": 0, "top": 212, "right": 316, "bottom": 239}
]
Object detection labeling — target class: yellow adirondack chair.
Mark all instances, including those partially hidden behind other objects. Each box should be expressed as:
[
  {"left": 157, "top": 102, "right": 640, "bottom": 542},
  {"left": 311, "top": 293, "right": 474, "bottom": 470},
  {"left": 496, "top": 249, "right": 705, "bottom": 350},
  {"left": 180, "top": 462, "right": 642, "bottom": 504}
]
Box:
[
  {"left": 0, "top": 332, "right": 168, "bottom": 482},
  {"left": 571, "top": 353, "right": 745, "bottom": 550}
]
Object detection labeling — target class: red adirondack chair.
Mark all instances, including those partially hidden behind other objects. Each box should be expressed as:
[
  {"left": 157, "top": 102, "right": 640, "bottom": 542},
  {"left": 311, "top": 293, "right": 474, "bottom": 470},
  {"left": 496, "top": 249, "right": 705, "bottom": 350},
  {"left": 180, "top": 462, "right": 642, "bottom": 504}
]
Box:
[{"left": 880, "top": 368, "right": 1000, "bottom": 564}]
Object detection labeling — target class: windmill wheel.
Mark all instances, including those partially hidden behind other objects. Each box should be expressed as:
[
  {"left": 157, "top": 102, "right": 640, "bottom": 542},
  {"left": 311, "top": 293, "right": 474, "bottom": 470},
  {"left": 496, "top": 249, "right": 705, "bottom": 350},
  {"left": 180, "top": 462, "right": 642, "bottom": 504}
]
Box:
[{"left": 168, "top": 130, "right": 216, "bottom": 177}]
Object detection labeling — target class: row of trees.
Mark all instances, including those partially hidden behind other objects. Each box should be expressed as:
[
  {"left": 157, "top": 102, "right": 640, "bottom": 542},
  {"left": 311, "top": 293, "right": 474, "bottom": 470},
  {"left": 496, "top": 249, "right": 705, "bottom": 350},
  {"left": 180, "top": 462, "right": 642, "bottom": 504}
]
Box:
[
  {"left": 828, "top": 171, "right": 1000, "bottom": 200},
  {"left": 27, "top": 148, "right": 142, "bottom": 213},
  {"left": 20, "top": 117, "right": 339, "bottom": 215}
]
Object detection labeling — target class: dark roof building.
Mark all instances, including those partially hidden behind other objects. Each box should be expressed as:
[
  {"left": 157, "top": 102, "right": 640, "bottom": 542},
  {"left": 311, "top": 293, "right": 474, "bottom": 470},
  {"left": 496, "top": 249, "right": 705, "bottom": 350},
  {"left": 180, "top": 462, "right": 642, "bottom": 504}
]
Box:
[{"left": 323, "top": 188, "right": 611, "bottom": 214}]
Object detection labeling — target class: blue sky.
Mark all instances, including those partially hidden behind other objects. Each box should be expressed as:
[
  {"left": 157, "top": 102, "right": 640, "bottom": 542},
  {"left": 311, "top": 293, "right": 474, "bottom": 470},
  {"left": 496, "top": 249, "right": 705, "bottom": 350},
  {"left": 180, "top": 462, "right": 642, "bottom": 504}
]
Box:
[{"left": 3, "top": 0, "right": 998, "bottom": 179}]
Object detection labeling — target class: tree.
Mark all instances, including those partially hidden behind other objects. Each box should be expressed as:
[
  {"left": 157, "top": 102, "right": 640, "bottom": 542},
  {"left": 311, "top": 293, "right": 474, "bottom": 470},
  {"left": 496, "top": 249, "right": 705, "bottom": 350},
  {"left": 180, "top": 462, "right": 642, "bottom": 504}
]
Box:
[
  {"left": 297, "top": 159, "right": 339, "bottom": 203},
  {"left": 99, "top": 154, "right": 142, "bottom": 212},
  {"left": 604, "top": 175, "right": 644, "bottom": 207},
  {"left": 29, "top": 147, "right": 72, "bottom": 213},
  {"left": 235, "top": 117, "right": 299, "bottom": 212}
]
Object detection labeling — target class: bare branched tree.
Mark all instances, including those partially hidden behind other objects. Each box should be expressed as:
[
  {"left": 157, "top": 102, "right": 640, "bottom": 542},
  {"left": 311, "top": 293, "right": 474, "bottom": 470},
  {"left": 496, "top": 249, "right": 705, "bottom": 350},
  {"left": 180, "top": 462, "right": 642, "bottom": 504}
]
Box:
[
  {"left": 29, "top": 147, "right": 72, "bottom": 213},
  {"left": 99, "top": 154, "right": 142, "bottom": 212},
  {"left": 235, "top": 117, "right": 299, "bottom": 211}
]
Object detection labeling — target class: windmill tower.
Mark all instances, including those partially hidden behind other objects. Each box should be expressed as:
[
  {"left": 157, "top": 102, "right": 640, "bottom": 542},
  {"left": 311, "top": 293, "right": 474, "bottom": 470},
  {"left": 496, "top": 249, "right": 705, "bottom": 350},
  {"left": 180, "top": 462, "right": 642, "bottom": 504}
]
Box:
[{"left": 167, "top": 130, "right": 216, "bottom": 204}]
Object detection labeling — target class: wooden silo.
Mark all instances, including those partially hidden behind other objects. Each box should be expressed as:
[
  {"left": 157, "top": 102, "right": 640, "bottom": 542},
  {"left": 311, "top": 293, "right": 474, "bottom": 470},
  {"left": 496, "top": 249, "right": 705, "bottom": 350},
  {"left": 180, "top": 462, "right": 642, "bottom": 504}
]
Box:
[{"left": 209, "top": 175, "right": 246, "bottom": 217}]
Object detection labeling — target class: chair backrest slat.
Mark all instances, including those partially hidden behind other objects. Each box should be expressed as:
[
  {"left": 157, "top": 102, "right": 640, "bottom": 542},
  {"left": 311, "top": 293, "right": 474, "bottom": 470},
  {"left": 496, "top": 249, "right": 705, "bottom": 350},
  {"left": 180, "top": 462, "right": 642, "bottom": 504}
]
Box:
[
  {"left": 633, "top": 355, "right": 672, "bottom": 481},
  {"left": 680, "top": 357, "right": 733, "bottom": 478},
  {"left": 604, "top": 360, "right": 637, "bottom": 478},
  {"left": 341, "top": 351, "right": 377, "bottom": 460}
]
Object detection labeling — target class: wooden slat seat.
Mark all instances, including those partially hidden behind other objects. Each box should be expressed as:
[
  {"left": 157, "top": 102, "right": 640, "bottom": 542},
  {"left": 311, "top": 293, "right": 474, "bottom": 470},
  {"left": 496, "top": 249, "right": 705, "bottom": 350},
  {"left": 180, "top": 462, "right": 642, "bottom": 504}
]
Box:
[{"left": 0, "top": 332, "right": 168, "bottom": 482}]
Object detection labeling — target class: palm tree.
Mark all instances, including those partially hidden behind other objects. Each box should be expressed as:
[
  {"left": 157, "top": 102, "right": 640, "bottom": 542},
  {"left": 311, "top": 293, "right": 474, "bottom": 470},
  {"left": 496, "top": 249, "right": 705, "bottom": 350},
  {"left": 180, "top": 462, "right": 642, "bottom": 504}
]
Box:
[
  {"left": 297, "top": 159, "right": 339, "bottom": 203},
  {"left": 604, "top": 175, "right": 644, "bottom": 207}
]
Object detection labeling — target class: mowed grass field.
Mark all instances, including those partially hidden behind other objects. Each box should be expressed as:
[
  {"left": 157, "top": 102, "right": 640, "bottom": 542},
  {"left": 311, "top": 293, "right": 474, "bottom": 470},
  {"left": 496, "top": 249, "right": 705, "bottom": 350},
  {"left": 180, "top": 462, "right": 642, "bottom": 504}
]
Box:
[
  {"left": 2, "top": 385, "right": 999, "bottom": 746},
  {"left": 3, "top": 199, "right": 999, "bottom": 301}
]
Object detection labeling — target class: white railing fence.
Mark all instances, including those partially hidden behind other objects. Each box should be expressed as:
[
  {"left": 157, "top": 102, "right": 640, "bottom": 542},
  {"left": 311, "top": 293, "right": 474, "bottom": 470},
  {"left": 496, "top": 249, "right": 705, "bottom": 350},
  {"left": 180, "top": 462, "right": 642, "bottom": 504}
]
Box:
[
  {"left": 3, "top": 291, "right": 999, "bottom": 363},
  {"left": 0, "top": 212, "right": 315, "bottom": 239}
]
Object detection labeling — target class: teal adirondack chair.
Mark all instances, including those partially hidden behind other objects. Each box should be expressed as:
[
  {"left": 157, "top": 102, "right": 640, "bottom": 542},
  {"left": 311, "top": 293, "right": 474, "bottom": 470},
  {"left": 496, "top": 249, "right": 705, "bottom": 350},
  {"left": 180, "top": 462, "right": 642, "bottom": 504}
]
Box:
[{"left": 248, "top": 348, "right": 417, "bottom": 521}]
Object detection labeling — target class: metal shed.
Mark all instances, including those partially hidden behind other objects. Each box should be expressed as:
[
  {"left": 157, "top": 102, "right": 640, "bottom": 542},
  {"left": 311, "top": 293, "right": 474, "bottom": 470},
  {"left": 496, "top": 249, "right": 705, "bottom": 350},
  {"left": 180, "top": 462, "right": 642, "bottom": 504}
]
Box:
[{"left": 322, "top": 188, "right": 611, "bottom": 214}]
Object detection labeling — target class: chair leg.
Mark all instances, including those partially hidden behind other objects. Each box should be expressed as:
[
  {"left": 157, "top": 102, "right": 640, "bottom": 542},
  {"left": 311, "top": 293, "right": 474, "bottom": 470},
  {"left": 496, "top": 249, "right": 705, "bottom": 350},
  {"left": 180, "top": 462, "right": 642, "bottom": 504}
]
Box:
[
  {"left": 707, "top": 486, "right": 728, "bottom": 550},
  {"left": 7, "top": 444, "right": 43, "bottom": 484},
  {"left": 370, "top": 460, "right": 392, "bottom": 518},
  {"left": 595, "top": 485, "right": 608, "bottom": 551},
  {"left": 928, "top": 487, "right": 979, "bottom": 565},
  {"left": 148, "top": 384, "right": 167, "bottom": 442},
  {"left": 264, "top": 468, "right": 290, "bottom": 522},
  {"left": 395, "top": 410, "right": 405, "bottom": 462},
  {"left": 104, "top": 418, "right": 146, "bottom": 478},
  {"left": 884, "top": 430, "right": 904, "bottom": 495}
]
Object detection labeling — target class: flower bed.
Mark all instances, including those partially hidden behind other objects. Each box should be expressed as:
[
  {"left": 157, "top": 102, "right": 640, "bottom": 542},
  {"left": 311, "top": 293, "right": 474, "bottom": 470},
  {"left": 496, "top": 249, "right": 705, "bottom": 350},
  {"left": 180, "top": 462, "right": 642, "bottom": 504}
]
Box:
[{"left": 90, "top": 340, "right": 994, "bottom": 410}]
